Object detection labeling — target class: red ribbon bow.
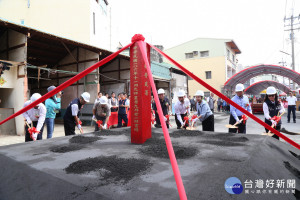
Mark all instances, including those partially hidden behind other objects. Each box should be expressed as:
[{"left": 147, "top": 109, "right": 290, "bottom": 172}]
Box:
[
  {"left": 241, "top": 115, "right": 248, "bottom": 124},
  {"left": 165, "top": 115, "right": 170, "bottom": 121},
  {"left": 131, "top": 34, "right": 145, "bottom": 43},
  {"left": 96, "top": 120, "right": 103, "bottom": 128},
  {"left": 183, "top": 116, "right": 189, "bottom": 126},
  {"left": 271, "top": 116, "right": 281, "bottom": 123},
  {"left": 191, "top": 115, "right": 197, "bottom": 120},
  {"left": 28, "top": 127, "right": 39, "bottom": 140},
  {"left": 76, "top": 121, "right": 82, "bottom": 125}
]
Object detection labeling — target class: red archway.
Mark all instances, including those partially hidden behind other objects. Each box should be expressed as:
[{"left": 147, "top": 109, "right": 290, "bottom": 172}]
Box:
[
  {"left": 224, "top": 64, "right": 300, "bottom": 93},
  {"left": 244, "top": 80, "right": 291, "bottom": 95}
]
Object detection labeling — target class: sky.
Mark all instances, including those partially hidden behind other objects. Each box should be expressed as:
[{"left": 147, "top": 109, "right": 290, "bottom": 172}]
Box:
[{"left": 109, "top": 0, "right": 300, "bottom": 72}]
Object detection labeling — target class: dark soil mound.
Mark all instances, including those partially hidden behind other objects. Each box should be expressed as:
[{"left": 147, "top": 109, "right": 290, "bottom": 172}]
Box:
[
  {"left": 289, "top": 150, "right": 300, "bottom": 160},
  {"left": 93, "top": 129, "right": 130, "bottom": 136},
  {"left": 284, "top": 161, "right": 300, "bottom": 179},
  {"left": 69, "top": 135, "right": 102, "bottom": 144},
  {"left": 199, "top": 140, "right": 247, "bottom": 147},
  {"left": 50, "top": 144, "right": 85, "bottom": 153},
  {"left": 65, "top": 155, "right": 152, "bottom": 184},
  {"left": 140, "top": 138, "right": 198, "bottom": 159},
  {"left": 171, "top": 130, "right": 204, "bottom": 138}
]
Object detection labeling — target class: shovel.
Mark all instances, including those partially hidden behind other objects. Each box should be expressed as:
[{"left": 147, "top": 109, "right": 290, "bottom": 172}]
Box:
[{"left": 225, "top": 119, "right": 243, "bottom": 129}]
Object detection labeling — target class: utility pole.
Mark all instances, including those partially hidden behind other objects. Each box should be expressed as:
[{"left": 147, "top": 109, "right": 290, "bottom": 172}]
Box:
[{"left": 284, "top": 14, "right": 300, "bottom": 90}]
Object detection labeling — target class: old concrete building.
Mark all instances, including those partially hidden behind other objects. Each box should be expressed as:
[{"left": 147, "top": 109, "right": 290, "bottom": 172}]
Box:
[{"left": 0, "top": 19, "right": 129, "bottom": 135}]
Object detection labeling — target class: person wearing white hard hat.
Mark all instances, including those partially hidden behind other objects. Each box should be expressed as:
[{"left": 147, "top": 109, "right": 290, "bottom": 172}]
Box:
[
  {"left": 263, "top": 87, "right": 285, "bottom": 140},
  {"left": 193, "top": 90, "right": 214, "bottom": 131},
  {"left": 63, "top": 92, "right": 90, "bottom": 136},
  {"left": 22, "top": 93, "right": 46, "bottom": 142},
  {"left": 153, "top": 88, "right": 171, "bottom": 128},
  {"left": 45, "top": 86, "right": 62, "bottom": 139},
  {"left": 229, "top": 83, "right": 252, "bottom": 134},
  {"left": 93, "top": 96, "right": 111, "bottom": 131},
  {"left": 174, "top": 90, "right": 189, "bottom": 129}
]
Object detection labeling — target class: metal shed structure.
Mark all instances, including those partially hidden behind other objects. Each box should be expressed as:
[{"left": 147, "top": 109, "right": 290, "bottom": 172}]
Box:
[
  {"left": 224, "top": 64, "right": 300, "bottom": 95},
  {"left": 244, "top": 80, "right": 291, "bottom": 95}
]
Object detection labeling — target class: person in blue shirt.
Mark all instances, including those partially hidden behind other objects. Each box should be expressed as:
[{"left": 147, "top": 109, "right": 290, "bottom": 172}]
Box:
[
  {"left": 229, "top": 83, "right": 252, "bottom": 133},
  {"left": 193, "top": 90, "right": 214, "bottom": 131},
  {"left": 45, "top": 86, "right": 62, "bottom": 139}
]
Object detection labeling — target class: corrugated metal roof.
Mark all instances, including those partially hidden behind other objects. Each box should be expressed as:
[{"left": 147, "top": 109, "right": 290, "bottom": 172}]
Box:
[{"left": 151, "top": 61, "right": 172, "bottom": 80}]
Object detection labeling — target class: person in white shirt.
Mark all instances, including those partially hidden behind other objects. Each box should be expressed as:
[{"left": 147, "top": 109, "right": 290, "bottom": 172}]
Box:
[
  {"left": 184, "top": 95, "right": 191, "bottom": 115},
  {"left": 22, "top": 93, "right": 46, "bottom": 142},
  {"left": 174, "top": 90, "right": 189, "bottom": 129},
  {"left": 263, "top": 87, "right": 285, "bottom": 140},
  {"left": 286, "top": 91, "right": 297, "bottom": 123}
]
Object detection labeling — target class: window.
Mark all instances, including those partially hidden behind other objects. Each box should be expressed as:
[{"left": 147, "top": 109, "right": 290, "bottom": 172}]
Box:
[
  {"left": 205, "top": 71, "right": 212, "bottom": 79},
  {"left": 193, "top": 51, "right": 198, "bottom": 56},
  {"left": 200, "top": 51, "right": 209, "bottom": 57},
  {"left": 227, "top": 49, "right": 230, "bottom": 58},
  {"left": 232, "top": 54, "right": 235, "bottom": 62},
  {"left": 93, "top": 12, "right": 95, "bottom": 35},
  {"left": 185, "top": 53, "right": 193, "bottom": 59}
]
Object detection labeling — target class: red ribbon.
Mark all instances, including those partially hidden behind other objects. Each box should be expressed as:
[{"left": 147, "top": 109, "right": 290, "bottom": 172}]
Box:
[
  {"left": 148, "top": 43, "right": 300, "bottom": 150},
  {"left": 138, "top": 41, "right": 187, "bottom": 200},
  {"left": 76, "top": 121, "right": 82, "bottom": 125}
]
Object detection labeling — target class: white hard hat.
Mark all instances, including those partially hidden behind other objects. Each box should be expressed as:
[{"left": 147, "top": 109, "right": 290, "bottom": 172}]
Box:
[
  {"left": 158, "top": 88, "right": 165, "bottom": 94},
  {"left": 177, "top": 90, "right": 185, "bottom": 97},
  {"left": 99, "top": 96, "right": 108, "bottom": 105},
  {"left": 195, "top": 90, "right": 204, "bottom": 97},
  {"left": 81, "top": 92, "right": 90, "bottom": 102},
  {"left": 30, "top": 93, "right": 41, "bottom": 103},
  {"left": 266, "top": 86, "right": 277, "bottom": 95},
  {"left": 235, "top": 83, "right": 245, "bottom": 92}
]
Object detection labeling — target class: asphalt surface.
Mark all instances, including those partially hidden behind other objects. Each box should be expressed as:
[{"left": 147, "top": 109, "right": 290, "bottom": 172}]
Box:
[{"left": 0, "top": 126, "right": 299, "bottom": 200}]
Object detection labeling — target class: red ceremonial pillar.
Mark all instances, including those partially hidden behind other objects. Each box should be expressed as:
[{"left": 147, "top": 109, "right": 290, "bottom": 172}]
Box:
[{"left": 130, "top": 35, "right": 151, "bottom": 144}]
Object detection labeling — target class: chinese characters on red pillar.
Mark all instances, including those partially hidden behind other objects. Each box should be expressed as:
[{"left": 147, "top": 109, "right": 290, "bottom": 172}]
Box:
[{"left": 130, "top": 43, "right": 151, "bottom": 144}]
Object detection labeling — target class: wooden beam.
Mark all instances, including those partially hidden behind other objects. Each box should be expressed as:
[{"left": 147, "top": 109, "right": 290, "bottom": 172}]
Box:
[
  {"left": 101, "top": 68, "right": 130, "bottom": 73},
  {"left": 0, "top": 43, "right": 26, "bottom": 54},
  {"left": 56, "top": 58, "right": 99, "bottom": 68},
  {"left": 27, "top": 39, "right": 66, "bottom": 53},
  {"left": 61, "top": 41, "right": 77, "bottom": 63}
]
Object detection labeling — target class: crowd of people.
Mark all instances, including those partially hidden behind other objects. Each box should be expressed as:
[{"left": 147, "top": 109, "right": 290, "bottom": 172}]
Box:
[{"left": 22, "top": 83, "right": 298, "bottom": 142}]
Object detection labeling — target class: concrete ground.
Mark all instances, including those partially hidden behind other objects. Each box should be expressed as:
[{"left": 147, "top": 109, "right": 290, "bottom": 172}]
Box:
[
  {"left": 0, "top": 126, "right": 299, "bottom": 200},
  {"left": 1, "top": 111, "right": 299, "bottom": 147}
]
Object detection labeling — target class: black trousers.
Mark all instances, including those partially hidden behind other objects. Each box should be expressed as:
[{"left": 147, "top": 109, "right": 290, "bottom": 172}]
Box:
[
  {"left": 154, "top": 112, "right": 169, "bottom": 128},
  {"left": 202, "top": 115, "right": 214, "bottom": 131},
  {"left": 94, "top": 115, "right": 106, "bottom": 131},
  {"left": 175, "top": 113, "right": 188, "bottom": 129},
  {"left": 64, "top": 120, "right": 76, "bottom": 136},
  {"left": 287, "top": 105, "right": 296, "bottom": 122},
  {"left": 117, "top": 114, "right": 128, "bottom": 128},
  {"left": 228, "top": 115, "right": 247, "bottom": 134},
  {"left": 264, "top": 119, "right": 280, "bottom": 140},
  {"left": 25, "top": 121, "right": 44, "bottom": 142}
]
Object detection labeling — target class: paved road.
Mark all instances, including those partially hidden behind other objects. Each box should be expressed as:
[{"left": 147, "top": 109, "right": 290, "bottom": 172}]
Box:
[{"left": 0, "top": 111, "right": 299, "bottom": 147}]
